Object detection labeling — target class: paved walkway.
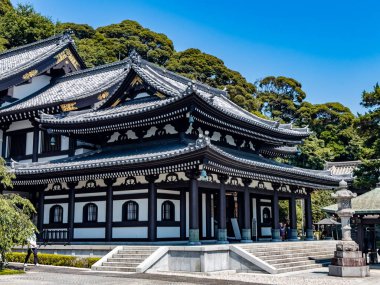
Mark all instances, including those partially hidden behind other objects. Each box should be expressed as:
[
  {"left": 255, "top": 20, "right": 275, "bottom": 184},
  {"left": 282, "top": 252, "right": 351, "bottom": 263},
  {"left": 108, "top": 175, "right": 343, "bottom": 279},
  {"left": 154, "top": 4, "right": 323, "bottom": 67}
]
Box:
[
  {"left": 0, "top": 264, "right": 261, "bottom": 285},
  {"left": 1, "top": 263, "right": 379, "bottom": 285}
]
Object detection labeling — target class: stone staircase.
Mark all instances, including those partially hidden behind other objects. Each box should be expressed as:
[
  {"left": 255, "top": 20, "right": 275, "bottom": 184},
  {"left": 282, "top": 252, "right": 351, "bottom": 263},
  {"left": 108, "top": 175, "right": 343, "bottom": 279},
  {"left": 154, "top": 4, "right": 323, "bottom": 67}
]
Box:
[
  {"left": 92, "top": 246, "right": 158, "bottom": 272},
  {"left": 239, "top": 241, "right": 337, "bottom": 274}
]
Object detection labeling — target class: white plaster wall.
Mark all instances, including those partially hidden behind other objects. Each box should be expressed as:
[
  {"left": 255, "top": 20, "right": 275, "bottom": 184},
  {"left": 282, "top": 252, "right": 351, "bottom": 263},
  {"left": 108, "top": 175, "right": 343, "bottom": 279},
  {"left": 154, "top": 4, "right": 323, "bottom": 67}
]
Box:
[
  {"left": 13, "top": 75, "right": 51, "bottom": 100},
  {"left": 113, "top": 199, "right": 148, "bottom": 222},
  {"left": 157, "top": 227, "right": 180, "bottom": 238},
  {"left": 113, "top": 190, "right": 147, "bottom": 195},
  {"left": 25, "top": 132, "right": 33, "bottom": 155},
  {"left": 61, "top": 135, "right": 69, "bottom": 151},
  {"left": 38, "top": 155, "right": 68, "bottom": 162},
  {"left": 45, "top": 195, "right": 68, "bottom": 200},
  {"left": 157, "top": 189, "right": 180, "bottom": 195},
  {"left": 43, "top": 203, "right": 68, "bottom": 224},
  {"left": 157, "top": 199, "right": 180, "bottom": 222},
  {"left": 74, "top": 201, "right": 106, "bottom": 223},
  {"left": 18, "top": 159, "right": 32, "bottom": 163},
  {"left": 74, "top": 148, "right": 92, "bottom": 155},
  {"left": 74, "top": 228, "right": 105, "bottom": 239},
  {"left": 112, "top": 227, "right": 147, "bottom": 239},
  {"left": 75, "top": 192, "right": 106, "bottom": 198},
  {"left": 8, "top": 120, "right": 32, "bottom": 132}
]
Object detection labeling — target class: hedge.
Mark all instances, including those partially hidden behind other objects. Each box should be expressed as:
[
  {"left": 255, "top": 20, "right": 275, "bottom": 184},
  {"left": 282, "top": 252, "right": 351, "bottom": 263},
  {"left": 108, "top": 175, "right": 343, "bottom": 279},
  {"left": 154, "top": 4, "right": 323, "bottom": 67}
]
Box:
[
  {"left": 5, "top": 252, "right": 100, "bottom": 268},
  {"left": 0, "top": 269, "right": 25, "bottom": 275}
]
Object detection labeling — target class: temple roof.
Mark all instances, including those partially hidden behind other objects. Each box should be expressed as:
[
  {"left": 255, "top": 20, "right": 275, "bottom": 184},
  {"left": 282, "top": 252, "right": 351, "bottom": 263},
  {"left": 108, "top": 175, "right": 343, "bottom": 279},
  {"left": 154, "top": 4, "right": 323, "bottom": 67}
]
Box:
[
  {"left": 323, "top": 183, "right": 380, "bottom": 214},
  {"left": 0, "top": 60, "right": 129, "bottom": 120},
  {"left": 37, "top": 55, "right": 310, "bottom": 141},
  {"left": 11, "top": 136, "right": 350, "bottom": 188},
  {"left": 324, "top": 160, "right": 361, "bottom": 176},
  {"left": 0, "top": 33, "right": 84, "bottom": 92}
]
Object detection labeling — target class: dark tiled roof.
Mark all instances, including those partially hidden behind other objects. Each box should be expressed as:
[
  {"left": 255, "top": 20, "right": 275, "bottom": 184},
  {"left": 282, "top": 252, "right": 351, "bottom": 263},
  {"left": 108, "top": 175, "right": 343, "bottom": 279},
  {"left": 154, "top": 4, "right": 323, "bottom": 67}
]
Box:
[
  {"left": 38, "top": 56, "right": 310, "bottom": 138},
  {"left": 12, "top": 136, "right": 349, "bottom": 187},
  {"left": 0, "top": 60, "right": 130, "bottom": 116}
]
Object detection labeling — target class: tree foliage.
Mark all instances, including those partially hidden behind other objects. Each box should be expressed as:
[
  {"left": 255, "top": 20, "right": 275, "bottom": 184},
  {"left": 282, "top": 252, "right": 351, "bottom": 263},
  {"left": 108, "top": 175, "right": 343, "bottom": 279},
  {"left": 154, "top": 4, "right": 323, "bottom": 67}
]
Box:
[
  {"left": 255, "top": 76, "right": 306, "bottom": 123},
  {"left": 0, "top": 194, "right": 36, "bottom": 269},
  {"left": 0, "top": 4, "right": 54, "bottom": 49}
]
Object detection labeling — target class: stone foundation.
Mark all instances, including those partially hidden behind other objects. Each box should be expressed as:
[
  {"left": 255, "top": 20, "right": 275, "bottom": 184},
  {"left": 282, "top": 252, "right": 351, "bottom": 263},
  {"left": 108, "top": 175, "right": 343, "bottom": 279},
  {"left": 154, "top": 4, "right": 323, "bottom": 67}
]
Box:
[{"left": 328, "top": 241, "right": 369, "bottom": 277}]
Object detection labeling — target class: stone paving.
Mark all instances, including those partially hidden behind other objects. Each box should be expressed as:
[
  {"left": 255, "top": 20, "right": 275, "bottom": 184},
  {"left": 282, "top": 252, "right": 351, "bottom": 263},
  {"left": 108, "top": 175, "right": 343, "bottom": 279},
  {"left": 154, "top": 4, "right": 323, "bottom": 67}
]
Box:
[{"left": 0, "top": 263, "right": 379, "bottom": 285}]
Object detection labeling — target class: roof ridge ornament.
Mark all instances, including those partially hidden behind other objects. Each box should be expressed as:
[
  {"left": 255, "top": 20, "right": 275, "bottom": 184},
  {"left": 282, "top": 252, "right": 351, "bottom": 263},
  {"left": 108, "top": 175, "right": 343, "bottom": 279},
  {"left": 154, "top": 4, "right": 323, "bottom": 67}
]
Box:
[
  {"left": 195, "top": 131, "right": 211, "bottom": 148},
  {"left": 59, "top": 30, "right": 74, "bottom": 45},
  {"left": 184, "top": 81, "right": 200, "bottom": 96},
  {"left": 129, "top": 49, "right": 142, "bottom": 65}
]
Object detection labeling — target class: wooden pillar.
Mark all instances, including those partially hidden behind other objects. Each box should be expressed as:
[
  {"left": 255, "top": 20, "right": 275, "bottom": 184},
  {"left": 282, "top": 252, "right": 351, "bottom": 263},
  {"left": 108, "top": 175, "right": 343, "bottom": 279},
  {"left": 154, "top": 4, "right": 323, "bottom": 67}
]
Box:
[
  {"left": 305, "top": 189, "right": 314, "bottom": 240},
  {"left": 188, "top": 171, "right": 201, "bottom": 245},
  {"left": 241, "top": 178, "right": 253, "bottom": 243},
  {"left": 1, "top": 125, "right": 9, "bottom": 158},
  {"left": 37, "top": 188, "right": 45, "bottom": 241},
  {"left": 68, "top": 136, "right": 76, "bottom": 157},
  {"left": 180, "top": 188, "right": 186, "bottom": 240},
  {"left": 104, "top": 178, "right": 116, "bottom": 242},
  {"left": 147, "top": 175, "right": 158, "bottom": 241},
  {"left": 289, "top": 186, "right": 298, "bottom": 241},
  {"left": 217, "top": 174, "right": 228, "bottom": 244},
  {"left": 271, "top": 183, "right": 281, "bottom": 242},
  {"left": 67, "top": 181, "right": 78, "bottom": 243},
  {"left": 31, "top": 120, "right": 39, "bottom": 162}
]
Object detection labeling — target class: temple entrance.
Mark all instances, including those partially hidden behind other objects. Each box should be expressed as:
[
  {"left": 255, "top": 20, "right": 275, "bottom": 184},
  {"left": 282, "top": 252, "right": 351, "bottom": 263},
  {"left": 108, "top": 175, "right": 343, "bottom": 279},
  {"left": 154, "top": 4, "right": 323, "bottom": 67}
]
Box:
[{"left": 226, "top": 193, "right": 235, "bottom": 238}]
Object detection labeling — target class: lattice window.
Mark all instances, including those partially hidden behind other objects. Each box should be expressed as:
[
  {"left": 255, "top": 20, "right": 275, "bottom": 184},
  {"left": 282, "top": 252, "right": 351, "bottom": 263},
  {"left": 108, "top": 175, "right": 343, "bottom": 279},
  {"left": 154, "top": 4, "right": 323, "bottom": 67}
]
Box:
[
  {"left": 123, "top": 201, "right": 139, "bottom": 221},
  {"left": 50, "top": 205, "right": 63, "bottom": 224},
  {"left": 83, "top": 203, "right": 98, "bottom": 223},
  {"left": 161, "top": 200, "right": 175, "bottom": 221}
]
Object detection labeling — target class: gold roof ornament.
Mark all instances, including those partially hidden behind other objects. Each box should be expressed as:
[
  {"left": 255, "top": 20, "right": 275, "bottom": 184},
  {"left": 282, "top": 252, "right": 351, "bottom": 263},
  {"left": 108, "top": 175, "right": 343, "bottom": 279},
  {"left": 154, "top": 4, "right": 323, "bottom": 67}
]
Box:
[{"left": 22, "top": 69, "right": 38, "bottom": 80}]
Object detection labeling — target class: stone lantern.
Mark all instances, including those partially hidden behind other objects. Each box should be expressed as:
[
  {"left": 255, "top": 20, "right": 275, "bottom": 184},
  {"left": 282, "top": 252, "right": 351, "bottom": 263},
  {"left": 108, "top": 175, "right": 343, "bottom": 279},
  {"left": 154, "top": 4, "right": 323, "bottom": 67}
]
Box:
[{"left": 328, "top": 180, "right": 369, "bottom": 277}]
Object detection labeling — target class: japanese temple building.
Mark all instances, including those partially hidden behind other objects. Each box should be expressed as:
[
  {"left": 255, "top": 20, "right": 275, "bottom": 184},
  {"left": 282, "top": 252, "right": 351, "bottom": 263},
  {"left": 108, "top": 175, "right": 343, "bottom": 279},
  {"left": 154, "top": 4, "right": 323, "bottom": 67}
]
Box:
[{"left": 0, "top": 33, "right": 351, "bottom": 244}]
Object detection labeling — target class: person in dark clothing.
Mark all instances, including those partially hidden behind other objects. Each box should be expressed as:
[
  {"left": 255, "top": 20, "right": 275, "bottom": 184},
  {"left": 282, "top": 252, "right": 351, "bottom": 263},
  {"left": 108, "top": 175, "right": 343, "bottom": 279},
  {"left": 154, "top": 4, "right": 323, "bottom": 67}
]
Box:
[
  {"left": 280, "top": 223, "right": 286, "bottom": 241},
  {"left": 24, "top": 233, "right": 39, "bottom": 267}
]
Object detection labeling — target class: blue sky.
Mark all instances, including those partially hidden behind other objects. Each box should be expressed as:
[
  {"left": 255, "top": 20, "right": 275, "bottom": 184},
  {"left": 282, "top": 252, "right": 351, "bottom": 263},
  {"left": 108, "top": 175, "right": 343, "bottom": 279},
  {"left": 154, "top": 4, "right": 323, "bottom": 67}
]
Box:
[{"left": 11, "top": 0, "right": 380, "bottom": 114}]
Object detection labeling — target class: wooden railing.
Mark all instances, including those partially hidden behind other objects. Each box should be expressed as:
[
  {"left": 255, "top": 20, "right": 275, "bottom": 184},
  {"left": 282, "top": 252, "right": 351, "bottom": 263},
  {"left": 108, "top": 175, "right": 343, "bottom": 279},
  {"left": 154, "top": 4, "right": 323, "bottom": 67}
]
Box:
[{"left": 41, "top": 229, "right": 68, "bottom": 243}]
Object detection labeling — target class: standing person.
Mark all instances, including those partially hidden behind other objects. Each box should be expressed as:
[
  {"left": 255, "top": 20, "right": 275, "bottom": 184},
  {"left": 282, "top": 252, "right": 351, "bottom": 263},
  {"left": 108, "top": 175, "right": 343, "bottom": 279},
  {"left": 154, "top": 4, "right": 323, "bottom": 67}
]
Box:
[
  {"left": 24, "top": 232, "right": 39, "bottom": 267},
  {"left": 280, "top": 223, "right": 286, "bottom": 241}
]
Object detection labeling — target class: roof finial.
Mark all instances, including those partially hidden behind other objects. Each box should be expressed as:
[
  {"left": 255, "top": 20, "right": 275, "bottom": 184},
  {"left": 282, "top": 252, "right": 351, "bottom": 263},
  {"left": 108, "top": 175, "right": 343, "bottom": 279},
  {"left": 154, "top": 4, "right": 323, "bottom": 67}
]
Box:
[
  {"left": 60, "top": 29, "right": 74, "bottom": 44},
  {"left": 129, "top": 49, "right": 141, "bottom": 65},
  {"left": 184, "top": 81, "right": 199, "bottom": 96}
]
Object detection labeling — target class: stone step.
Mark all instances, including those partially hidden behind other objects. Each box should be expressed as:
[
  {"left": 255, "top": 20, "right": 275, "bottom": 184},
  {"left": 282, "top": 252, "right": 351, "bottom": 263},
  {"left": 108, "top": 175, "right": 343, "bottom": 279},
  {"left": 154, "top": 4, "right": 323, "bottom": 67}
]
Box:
[
  {"left": 274, "top": 260, "right": 319, "bottom": 269},
  {"left": 107, "top": 258, "right": 145, "bottom": 263},
  {"left": 258, "top": 251, "right": 334, "bottom": 259},
  {"left": 247, "top": 248, "right": 335, "bottom": 256},
  {"left": 276, "top": 262, "right": 329, "bottom": 274},
  {"left": 113, "top": 253, "right": 151, "bottom": 259},
  {"left": 117, "top": 250, "right": 156, "bottom": 254},
  {"left": 239, "top": 243, "right": 337, "bottom": 250},
  {"left": 264, "top": 254, "right": 333, "bottom": 264},
  {"left": 102, "top": 261, "right": 140, "bottom": 267},
  {"left": 92, "top": 266, "right": 136, "bottom": 272},
  {"left": 123, "top": 245, "right": 159, "bottom": 250}
]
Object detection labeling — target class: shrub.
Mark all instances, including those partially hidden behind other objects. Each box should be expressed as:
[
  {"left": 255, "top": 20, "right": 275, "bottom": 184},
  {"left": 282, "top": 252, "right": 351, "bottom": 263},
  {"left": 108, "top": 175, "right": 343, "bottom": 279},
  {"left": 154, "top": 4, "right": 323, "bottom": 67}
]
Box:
[{"left": 5, "top": 252, "right": 100, "bottom": 268}]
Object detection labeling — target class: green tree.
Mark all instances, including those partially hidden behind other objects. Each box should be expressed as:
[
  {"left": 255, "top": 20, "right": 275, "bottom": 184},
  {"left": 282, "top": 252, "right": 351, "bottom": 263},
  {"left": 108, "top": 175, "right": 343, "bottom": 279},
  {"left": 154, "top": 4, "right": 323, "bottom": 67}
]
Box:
[
  {"left": 0, "top": 0, "right": 12, "bottom": 16},
  {"left": 311, "top": 190, "right": 335, "bottom": 223},
  {"left": 0, "top": 157, "right": 35, "bottom": 270},
  {"left": 0, "top": 4, "right": 54, "bottom": 48},
  {"left": 256, "top": 76, "right": 306, "bottom": 123},
  {"left": 353, "top": 160, "right": 380, "bottom": 191},
  {"left": 0, "top": 194, "right": 36, "bottom": 269},
  {"left": 165, "top": 48, "right": 258, "bottom": 111}
]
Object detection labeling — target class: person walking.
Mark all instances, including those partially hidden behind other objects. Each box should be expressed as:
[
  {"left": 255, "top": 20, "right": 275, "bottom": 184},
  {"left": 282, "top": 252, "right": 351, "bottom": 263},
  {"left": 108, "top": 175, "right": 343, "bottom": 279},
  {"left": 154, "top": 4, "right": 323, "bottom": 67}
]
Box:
[{"left": 24, "top": 232, "right": 39, "bottom": 267}]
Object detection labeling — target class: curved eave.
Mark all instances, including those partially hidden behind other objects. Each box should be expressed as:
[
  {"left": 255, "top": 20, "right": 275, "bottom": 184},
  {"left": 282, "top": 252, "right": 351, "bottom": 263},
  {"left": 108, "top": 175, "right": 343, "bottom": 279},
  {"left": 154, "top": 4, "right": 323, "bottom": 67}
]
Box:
[
  {"left": 40, "top": 93, "right": 308, "bottom": 145},
  {"left": 0, "top": 43, "right": 85, "bottom": 92},
  {"left": 11, "top": 141, "right": 346, "bottom": 189}
]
